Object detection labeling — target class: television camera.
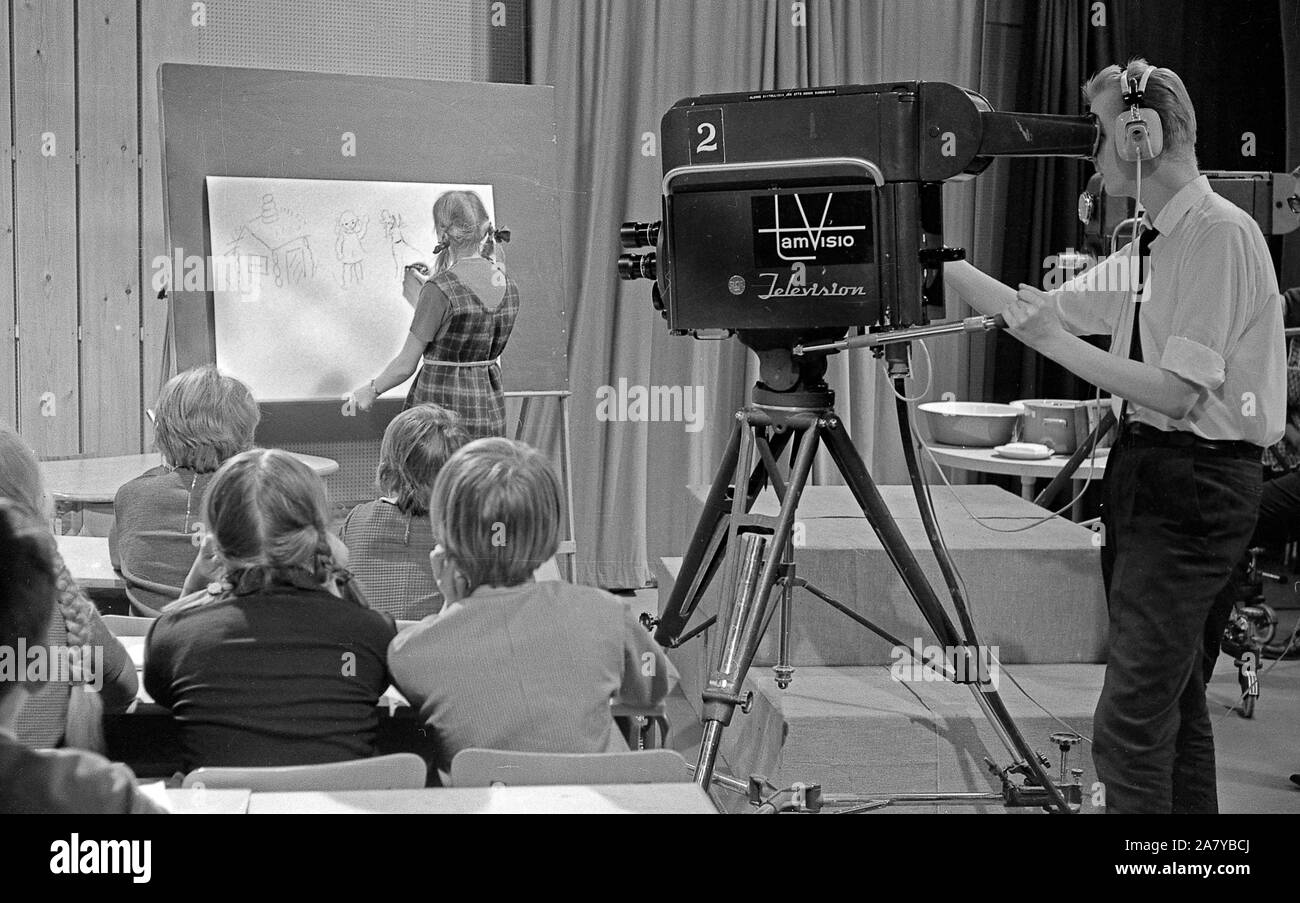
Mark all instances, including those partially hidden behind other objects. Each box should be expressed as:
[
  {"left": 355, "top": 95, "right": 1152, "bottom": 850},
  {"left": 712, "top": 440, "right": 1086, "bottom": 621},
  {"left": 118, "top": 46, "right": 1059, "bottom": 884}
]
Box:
[{"left": 620, "top": 81, "right": 1100, "bottom": 812}]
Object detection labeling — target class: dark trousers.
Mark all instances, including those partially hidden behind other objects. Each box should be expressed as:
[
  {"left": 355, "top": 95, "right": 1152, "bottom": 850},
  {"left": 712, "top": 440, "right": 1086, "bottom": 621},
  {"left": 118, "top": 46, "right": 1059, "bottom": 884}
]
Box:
[{"left": 1096, "top": 437, "right": 1261, "bottom": 814}]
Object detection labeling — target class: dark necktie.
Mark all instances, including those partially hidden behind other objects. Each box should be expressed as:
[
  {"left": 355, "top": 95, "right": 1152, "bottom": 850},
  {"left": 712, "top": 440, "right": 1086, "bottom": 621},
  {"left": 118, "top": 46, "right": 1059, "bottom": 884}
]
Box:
[
  {"left": 1128, "top": 225, "right": 1160, "bottom": 363},
  {"left": 1119, "top": 225, "right": 1160, "bottom": 428}
]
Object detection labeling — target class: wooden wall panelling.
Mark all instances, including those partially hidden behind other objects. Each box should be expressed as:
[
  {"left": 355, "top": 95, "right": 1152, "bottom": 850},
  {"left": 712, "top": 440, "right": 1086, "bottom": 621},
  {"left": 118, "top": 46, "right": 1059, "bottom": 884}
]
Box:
[
  {"left": 77, "top": 0, "right": 140, "bottom": 455},
  {"left": 139, "top": 0, "right": 198, "bottom": 443},
  {"left": 0, "top": 0, "right": 17, "bottom": 427},
  {"left": 12, "top": 0, "right": 79, "bottom": 456}
]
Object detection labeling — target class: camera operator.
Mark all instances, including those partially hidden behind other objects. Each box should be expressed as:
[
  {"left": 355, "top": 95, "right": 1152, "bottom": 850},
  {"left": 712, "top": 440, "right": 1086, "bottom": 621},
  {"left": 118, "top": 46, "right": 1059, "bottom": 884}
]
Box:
[{"left": 947, "top": 60, "right": 1285, "bottom": 814}]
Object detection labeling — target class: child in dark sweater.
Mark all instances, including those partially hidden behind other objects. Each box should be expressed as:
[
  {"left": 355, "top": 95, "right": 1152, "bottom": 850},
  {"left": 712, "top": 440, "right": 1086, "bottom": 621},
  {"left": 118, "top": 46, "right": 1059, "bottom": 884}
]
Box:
[{"left": 146, "top": 449, "right": 395, "bottom": 771}]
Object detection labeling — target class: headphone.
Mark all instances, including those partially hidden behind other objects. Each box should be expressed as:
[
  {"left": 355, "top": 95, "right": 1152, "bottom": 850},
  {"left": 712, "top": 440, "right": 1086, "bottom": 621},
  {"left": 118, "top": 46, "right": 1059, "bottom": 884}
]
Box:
[{"left": 1115, "top": 65, "right": 1164, "bottom": 162}]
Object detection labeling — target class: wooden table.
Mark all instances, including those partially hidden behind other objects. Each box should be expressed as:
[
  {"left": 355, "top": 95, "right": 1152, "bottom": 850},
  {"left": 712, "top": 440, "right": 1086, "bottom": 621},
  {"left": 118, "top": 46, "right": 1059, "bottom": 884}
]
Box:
[
  {"left": 56, "top": 535, "right": 125, "bottom": 589},
  {"left": 246, "top": 784, "right": 717, "bottom": 814},
  {"left": 42, "top": 451, "right": 339, "bottom": 505},
  {"left": 926, "top": 444, "right": 1108, "bottom": 514}
]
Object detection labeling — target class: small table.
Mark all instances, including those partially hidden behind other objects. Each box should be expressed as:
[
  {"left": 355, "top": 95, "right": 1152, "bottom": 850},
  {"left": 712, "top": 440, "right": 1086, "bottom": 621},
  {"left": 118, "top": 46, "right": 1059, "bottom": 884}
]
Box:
[
  {"left": 926, "top": 444, "right": 1108, "bottom": 515},
  {"left": 42, "top": 451, "right": 339, "bottom": 506},
  {"left": 55, "top": 535, "right": 125, "bottom": 589},
  {"left": 246, "top": 784, "right": 717, "bottom": 814}
]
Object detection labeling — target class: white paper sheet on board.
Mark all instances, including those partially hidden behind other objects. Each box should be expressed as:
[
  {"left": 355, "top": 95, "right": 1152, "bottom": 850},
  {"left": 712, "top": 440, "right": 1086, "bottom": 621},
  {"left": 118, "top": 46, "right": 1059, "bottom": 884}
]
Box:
[{"left": 205, "top": 176, "right": 495, "bottom": 403}]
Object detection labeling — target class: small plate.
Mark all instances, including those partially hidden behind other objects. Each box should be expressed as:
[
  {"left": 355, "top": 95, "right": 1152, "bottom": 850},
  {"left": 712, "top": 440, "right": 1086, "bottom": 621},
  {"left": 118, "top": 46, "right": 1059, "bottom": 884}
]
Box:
[{"left": 994, "top": 442, "right": 1053, "bottom": 460}]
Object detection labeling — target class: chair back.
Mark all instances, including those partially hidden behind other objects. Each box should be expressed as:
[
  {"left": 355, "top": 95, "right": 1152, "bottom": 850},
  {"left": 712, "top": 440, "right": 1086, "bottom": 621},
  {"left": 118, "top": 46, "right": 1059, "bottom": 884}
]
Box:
[
  {"left": 449, "top": 748, "right": 690, "bottom": 788},
  {"left": 101, "top": 614, "right": 155, "bottom": 636},
  {"left": 533, "top": 557, "right": 563, "bottom": 582},
  {"left": 182, "top": 753, "right": 428, "bottom": 791}
]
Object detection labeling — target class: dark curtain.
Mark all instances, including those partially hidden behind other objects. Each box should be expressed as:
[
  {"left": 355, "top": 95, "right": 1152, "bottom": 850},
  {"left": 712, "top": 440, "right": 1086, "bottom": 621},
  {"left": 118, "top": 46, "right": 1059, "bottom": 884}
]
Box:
[
  {"left": 992, "top": 0, "right": 1107, "bottom": 405},
  {"left": 990, "top": 0, "right": 1293, "bottom": 404},
  {"left": 532, "top": 1, "right": 989, "bottom": 587}
]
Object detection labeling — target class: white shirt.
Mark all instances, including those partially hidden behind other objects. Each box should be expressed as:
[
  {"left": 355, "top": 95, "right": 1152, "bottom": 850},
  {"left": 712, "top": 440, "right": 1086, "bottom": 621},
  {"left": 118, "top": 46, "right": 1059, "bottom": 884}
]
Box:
[{"left": 1053, "top": 176, "right": 1284, "bottom": 446}]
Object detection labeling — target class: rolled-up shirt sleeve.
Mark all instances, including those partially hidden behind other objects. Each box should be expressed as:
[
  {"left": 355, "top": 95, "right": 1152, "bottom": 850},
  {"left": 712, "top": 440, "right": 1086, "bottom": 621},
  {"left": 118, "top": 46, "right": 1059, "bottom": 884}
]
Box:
[
  {"left": 1157, "top": 222, "right": 1249, "bottom": 392},
  {"left": 1050, "top": 244, "right": 1132, "bottom": 336}
]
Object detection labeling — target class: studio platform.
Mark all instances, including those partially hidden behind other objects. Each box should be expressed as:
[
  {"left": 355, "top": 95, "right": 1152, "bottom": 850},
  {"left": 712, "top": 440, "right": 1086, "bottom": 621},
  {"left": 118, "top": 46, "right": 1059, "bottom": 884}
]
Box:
[{"left": 654, "top": 484, "right": 1300, "bottom": 812}]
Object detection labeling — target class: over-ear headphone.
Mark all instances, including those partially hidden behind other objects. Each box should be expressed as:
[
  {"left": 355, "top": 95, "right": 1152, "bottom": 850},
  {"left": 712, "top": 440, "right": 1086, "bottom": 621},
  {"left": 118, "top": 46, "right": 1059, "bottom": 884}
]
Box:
[{"left": 1115, "top": 65, "right": 1164, "bottom": 162}]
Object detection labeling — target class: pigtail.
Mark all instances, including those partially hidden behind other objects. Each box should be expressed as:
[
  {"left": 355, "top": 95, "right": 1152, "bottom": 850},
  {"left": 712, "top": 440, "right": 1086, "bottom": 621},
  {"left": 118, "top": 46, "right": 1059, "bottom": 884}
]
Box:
[
  {"left": 311, "top": 529, "right": 334, "bottom": 587},
  {"left": 311, "top": 526, "right": 368, "bottom": 608}
]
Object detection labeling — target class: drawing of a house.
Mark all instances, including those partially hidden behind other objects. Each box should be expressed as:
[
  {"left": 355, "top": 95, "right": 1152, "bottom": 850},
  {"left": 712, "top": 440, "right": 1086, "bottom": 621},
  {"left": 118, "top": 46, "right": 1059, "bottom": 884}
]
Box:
[{"left": 225, "top": 194, "right": 316, "bottom": 288}]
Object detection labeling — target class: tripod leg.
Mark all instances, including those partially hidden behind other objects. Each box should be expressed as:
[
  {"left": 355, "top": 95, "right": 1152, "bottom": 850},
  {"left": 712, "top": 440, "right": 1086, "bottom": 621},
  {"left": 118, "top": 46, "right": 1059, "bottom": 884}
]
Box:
[
  {"left": 653, "top": 417, "right": 742, "bottom": 647},
  {"left": 821, "top": 415, "right": 1071, "bottom": 813},
  {"left": 696, "top": 419, "right": 821, "bottom": 788},
  {"left": 654, "top": 417, "right": 792, "bottom": 647}
]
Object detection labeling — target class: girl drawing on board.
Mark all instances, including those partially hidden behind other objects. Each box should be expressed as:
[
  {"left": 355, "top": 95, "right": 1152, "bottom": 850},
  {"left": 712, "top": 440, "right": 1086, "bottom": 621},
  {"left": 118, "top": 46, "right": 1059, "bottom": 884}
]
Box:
[{"left": 349, "top": 190, "right": 517, "bottom": 439}]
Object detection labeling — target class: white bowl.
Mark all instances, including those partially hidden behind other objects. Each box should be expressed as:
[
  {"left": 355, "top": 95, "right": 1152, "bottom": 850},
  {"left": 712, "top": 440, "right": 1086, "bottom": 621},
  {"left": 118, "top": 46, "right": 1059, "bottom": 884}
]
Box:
[{"left": 918, "top": 401, "right": 1021, "bottom": 448}]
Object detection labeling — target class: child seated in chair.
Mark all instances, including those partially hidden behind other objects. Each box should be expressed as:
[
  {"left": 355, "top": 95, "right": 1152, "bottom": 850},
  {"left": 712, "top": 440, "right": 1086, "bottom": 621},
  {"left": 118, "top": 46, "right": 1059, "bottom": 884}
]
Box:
[
  {"left": 0, "top": 502, "right": 164, "bottom": 814},
  {"left": 0, "top": 424, "right": 138, "bottom": 749},
  {"left": 111, "top": 365, "right": 260, "bottom": 615},
  {"left": 339, "top": 404, "right": 469, "bottom": 619},
  {"left": 388, "top": 438, "right": 676, "bottom": 774},
  {"left": 145, "top": 449, "right": 395, "bottom": 771}
]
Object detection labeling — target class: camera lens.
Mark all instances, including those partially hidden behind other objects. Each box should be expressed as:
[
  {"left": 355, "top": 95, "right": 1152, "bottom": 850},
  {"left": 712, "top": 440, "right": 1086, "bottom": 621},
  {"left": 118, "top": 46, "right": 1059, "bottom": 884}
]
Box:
[
  {"left": 618, "top": 252, "right": 656, "bottom": 281},
  {"left": 620, "top": 221, "right": 662, "bottom": 248}
]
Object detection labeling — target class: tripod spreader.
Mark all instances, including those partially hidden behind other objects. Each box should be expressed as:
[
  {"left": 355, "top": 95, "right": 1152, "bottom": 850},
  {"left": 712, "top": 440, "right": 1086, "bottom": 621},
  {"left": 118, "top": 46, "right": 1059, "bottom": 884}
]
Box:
[{"left": 792, "top": 314, "right": 1007, "bottom": 357}]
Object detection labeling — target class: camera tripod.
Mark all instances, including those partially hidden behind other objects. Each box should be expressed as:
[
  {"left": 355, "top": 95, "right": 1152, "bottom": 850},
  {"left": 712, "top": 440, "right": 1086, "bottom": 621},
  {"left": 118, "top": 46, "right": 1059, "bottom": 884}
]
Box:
[{"left": 646, "top": 349, "right": 1076, "bottom": 813}]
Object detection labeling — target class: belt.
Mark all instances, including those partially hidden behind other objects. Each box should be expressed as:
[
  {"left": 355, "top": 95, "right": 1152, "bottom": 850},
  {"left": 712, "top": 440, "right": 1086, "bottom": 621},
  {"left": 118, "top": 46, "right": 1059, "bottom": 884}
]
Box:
[
  {"left": 1120, "top": 422, "right": 1262, "bottom": 459},
  {"left": 423, "top": 358, "right": 499, "bottom": 368}
]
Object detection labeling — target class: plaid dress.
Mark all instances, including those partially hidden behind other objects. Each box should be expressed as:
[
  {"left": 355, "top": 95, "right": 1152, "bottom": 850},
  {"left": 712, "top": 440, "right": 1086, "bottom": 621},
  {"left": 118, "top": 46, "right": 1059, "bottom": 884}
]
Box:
[{"left": 405, "top": 268, "right": 520, "bottom": 439}]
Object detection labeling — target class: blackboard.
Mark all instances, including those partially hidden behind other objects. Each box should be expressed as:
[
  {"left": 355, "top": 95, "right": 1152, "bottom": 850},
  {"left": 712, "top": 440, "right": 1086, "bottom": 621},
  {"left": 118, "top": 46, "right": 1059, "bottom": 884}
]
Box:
[{"left": 159, "top": 63, "right": 567, "bottom": 440}]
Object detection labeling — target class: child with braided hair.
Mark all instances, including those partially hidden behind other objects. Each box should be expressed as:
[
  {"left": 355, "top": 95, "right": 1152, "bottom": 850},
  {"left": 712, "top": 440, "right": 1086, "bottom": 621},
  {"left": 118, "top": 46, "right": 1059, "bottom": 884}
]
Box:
[
  {"left": 145, "top": 449, "right": 395, "bottom": 770},
  {"left": 350, "top": 189, "right": 519, "bottom": 439}
]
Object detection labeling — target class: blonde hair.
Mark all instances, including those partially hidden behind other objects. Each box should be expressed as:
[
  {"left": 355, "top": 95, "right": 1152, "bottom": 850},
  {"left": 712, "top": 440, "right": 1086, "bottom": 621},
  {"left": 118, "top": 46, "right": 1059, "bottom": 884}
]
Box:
[
  {"left": 154, "top": 365, "right": 260, "bottom": 473},
  {"left": 377, "top": 404, "right": 470, "bottom": 515},
  {"left": 431, "top": 190, "right": 501, "bottom": 274},
  {"left": 429, "top": 438, "right": 560, "bottom": 591},
  {"left": 0, "top": 422, "right": 48, "bottom": 524},
  {"left": 1083, "top": 59, "right": 1198, "bottom": 164},
  {"left": 203, "top": 448, "right": 344, "bottom": 592}
]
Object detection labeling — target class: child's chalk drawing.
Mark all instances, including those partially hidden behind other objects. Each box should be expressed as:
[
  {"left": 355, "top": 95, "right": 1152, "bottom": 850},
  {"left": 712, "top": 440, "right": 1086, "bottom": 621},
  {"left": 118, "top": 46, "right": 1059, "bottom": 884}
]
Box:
[{"left": 334, "top": 210, "right": 369, "bottom": 286}]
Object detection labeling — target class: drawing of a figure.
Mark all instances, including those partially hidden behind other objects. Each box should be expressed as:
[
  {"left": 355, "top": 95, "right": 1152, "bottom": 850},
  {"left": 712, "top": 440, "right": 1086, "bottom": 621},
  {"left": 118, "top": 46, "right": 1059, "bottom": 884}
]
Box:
[
  {"left": 336, "top": 210, "right": 370, "bottom": 286},
  {"left": 380, "top": 209, "right": 424, "bottom": 278}
]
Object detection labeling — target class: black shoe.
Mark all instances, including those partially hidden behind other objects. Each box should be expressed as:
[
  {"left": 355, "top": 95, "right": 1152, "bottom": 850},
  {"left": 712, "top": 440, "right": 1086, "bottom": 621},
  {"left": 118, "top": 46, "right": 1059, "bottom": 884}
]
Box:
[{"left": 1291, "top": 773, "right": 1300, "bottom": 788}]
